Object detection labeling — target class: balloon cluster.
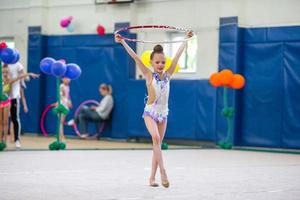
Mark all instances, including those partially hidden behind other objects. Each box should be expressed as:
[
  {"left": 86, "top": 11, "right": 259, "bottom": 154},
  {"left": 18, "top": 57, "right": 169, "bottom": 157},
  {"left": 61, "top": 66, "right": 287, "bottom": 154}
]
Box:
[
  {"left": 96, "top": 24, "right": 106, "bottom": 36},
  {"left": 60, "top": 16, "right": 74, "bottom": 33},
  {"left": 0, "top": 42, "right": 20, "bottom": 64},
  {"left": 161, "top": 142, "right": 168, "bottom": 150},
  {"left": 49, "top": 141, "right": 66, "bottom": 150},
  {"left": 40, "top": 57, "right": 81, "bottom": 150},
  {"left": 0, "top": 142, "right": 6, "bottom": 151},
  {"left": 209, "top": 69, "right": 246, "bottom": 150},
  {"left": 209, "top": 69, "right": 245, "bottom": 89},
  {"left": 39, "top": 57, "right": 81, "bottom": 79},
  {"left": 141, "top": 50, "right": 180, "bottom": 74}
]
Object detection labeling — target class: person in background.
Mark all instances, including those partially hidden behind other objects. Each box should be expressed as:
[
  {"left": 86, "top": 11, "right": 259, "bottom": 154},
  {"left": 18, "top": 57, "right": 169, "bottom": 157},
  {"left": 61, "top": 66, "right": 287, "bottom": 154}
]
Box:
[
  {"left": 8, "top": 61, "right": 39, "bottom": 148},
  {"left": 1, "top": 64, "right": 39, "bottom": 149},
  {"left": 69, "top": 84, "right": 113, "bottom": 138}
]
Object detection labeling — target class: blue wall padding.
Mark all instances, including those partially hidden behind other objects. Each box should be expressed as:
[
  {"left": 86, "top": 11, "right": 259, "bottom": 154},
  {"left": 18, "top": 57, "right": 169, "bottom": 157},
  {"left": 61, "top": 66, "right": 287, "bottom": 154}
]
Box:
[
  {"left": 219, "top": 16, "right": 300, "bottom": 149},
  {"left": 127, "top": 80, "right": 216, "bottom": 140},
  {"left": 282, "top": 43, "right": 300, "bottom": 148},
  {"left": 240, "top": 43, "right": 283, "bottom": 147},
  {"left": 217, "top": 18, "right": 240, "bottom": 144}
]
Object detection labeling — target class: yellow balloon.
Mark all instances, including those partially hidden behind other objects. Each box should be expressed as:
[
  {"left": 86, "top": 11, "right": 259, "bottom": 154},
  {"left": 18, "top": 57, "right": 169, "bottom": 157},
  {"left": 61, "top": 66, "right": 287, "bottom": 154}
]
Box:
[
  {"left": 141, "top": 50, "right": 152, "bottom": 67},
  {"left": 164, "top": 56, "right": 180, "bottom": 74},
  {"left": 140, "top": 51, "right": 180, "bottom": 74}
]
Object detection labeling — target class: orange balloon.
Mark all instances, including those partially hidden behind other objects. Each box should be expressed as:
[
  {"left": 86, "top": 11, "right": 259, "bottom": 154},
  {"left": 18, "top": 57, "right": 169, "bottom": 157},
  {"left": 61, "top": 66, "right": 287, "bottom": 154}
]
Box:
[
  {"left": 209, "top": 72, "right": 222, "bottom": 87},
  {"left": 219, "top": 69, "right": 234, "bottom": 86},
  {"left": 230, "top": 74, "right": 245, "bottom": 89}
]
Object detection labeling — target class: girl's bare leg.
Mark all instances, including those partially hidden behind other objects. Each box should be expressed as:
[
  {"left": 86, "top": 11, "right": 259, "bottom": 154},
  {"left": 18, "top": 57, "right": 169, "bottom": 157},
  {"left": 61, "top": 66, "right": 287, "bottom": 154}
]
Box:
[
  {"left": 144, "top": 116, "right": 169, "bottom": 187},
  {"left": 59, "top": 115, "right": 66, "bottom": 142}
]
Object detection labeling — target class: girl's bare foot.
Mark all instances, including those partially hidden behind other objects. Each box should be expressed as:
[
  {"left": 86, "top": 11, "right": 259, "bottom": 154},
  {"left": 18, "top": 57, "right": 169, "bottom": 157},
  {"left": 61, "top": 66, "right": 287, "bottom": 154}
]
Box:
[
  {"left": 161, "top": 170, "right": 170, "bottom": 188},
  {"left": 149, "top": 178, "right": 159, "bottom": 187}
]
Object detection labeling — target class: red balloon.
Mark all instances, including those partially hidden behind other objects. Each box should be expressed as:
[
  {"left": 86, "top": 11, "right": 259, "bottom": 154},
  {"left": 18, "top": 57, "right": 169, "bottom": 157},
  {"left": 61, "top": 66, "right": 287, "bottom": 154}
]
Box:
[
  {"left": 96, "top": 25, "right": 105, "bottom": 36},
  {"left": 0, "top": 41, "right": 7, "bottom": 49}
]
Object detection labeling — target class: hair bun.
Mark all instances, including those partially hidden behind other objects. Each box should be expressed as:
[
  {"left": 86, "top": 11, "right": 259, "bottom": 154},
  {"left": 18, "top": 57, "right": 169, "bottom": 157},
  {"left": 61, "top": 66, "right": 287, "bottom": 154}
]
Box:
[{"left": 153, "top": 44, "right": 163, "bottom": 53}]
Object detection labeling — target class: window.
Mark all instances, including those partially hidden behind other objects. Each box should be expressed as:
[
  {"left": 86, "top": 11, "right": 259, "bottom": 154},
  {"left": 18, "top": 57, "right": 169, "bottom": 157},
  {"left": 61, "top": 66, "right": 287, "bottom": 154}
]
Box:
[{"left": 168, "top": 33, "right": 198, "bottom": 73}]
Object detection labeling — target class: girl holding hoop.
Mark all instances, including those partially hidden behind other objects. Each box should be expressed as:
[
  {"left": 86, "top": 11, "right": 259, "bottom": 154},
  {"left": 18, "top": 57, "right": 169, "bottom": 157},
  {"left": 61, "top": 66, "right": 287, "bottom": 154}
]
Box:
[{"left": 115, "top": 30, "right": 193, "bottom": 188}]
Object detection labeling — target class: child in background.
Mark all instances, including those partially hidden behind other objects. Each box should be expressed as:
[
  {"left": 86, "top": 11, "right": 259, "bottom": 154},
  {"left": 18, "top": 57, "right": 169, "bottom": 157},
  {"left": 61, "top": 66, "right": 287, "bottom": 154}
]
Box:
[
  {"left": 0, "top": 64, "right": 39, "bottom": 148},
  {"left": 56, "top": 77, "right": 72, "bottom": 142}
]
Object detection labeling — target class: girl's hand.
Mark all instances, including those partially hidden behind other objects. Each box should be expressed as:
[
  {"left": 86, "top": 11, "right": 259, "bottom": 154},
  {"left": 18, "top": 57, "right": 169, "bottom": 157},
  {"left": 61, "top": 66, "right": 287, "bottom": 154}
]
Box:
[
  {"left": 90, "top": 106, "right": 97, "bottom": 111},
  {"left": 186, "top": 31, "right": 194, "bottom": 38},
  {"left": 115, "top": 34, "right": 123, "bottom": 43},
  {"left": 68, "top": 102, "right": 72, "bottom": 109},
  {"left": 23, "top": 105, "right": 28, "bottom": 113},
  {"left": 29, "top": 73, "right": 40, "bottom": 79},
  {"left": 52, "top": 102, "right": 58, "bottom": 107}
]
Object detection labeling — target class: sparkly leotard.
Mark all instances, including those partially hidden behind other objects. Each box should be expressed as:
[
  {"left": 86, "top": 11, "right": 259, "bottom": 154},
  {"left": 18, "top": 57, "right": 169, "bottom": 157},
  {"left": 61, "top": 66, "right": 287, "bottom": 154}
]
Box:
[
  {"left": 0, "top": 83, "right": 11, "bottom": 108},
  {"left": 142, "top": 72, "right": 170, "bottom": 123}
]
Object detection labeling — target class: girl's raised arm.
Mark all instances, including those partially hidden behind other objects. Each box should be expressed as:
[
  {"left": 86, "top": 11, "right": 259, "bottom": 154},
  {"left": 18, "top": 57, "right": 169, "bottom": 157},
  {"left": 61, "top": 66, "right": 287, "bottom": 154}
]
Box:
[
  {"left": 115, "top": 34, "right": 152, "bottom": 82},
  {"left": 166, "top": 31, "right": 194, "bottom": 76}
]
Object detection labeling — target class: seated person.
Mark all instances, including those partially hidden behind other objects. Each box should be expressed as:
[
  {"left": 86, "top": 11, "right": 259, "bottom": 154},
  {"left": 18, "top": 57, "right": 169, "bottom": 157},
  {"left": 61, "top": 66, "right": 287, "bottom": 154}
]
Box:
[{"left": 70, "top": 84, "right": 113, "bottom": 137}]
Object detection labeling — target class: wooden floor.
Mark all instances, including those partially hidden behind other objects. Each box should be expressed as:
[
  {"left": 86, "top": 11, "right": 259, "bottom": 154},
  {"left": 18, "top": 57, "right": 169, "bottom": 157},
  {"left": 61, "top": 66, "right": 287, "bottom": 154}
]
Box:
[{"left": 5, "top": 135, "right": 195, "bottom": 150}]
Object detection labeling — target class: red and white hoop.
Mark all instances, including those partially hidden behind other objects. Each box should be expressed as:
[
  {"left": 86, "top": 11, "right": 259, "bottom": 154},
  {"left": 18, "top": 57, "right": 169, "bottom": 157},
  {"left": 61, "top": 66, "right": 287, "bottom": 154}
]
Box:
[{"left": 114, "top": 25, "right": 194, "bottom": 43}]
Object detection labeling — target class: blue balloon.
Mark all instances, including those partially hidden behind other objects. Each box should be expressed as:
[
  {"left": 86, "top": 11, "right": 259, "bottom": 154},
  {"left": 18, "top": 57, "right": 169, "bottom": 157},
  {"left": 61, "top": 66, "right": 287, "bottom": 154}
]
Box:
[
  {"left": 64, "top": 63, "right": 81, "bottom": 80},
  {"left": 67, "top": 22, "right": 74, "bottom": 33},
  {"left": 40, "top": 57, "right": 55, "bottom": 75},
  {"left": 11, "top": 49, "right": 20, "bottom": 64},
  {"left": 0, "top": 48, "right": 16, "bottom": 64},
  {"left": 51, "top": 61, "right": 67, "bottom": 77}
]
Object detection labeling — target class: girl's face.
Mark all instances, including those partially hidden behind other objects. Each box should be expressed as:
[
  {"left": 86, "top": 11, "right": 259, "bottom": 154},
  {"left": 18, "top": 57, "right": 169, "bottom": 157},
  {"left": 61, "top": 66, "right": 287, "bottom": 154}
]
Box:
[
  {"left": 99, "top": 85, "right": 108, "bottom": 96},
  {"left": 63, "top": 78, "right": 70, "bottom": 85},
  {"left": 150, "top": 53, "right": 165, "bottom": 74}
]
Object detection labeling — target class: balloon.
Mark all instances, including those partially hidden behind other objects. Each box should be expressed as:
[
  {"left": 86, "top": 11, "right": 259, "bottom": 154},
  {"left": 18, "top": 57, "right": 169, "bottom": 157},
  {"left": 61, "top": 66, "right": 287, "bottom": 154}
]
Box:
[
  {"left": 64, "top": 63, "right": 81, "bottom": 80},
  {"left": 60, "top": 16, "right": 72, "bottom": 28},
  {"left": 219, "top": 69, "right": 234, "bottom": 86},
  {"left": 40, "top": 57, "right": 56, "bottom": 75},
  {"left": 0, "top": 48, "right": 17, "bottom": 64},
  {"left": 209, "top": 72, "right": 222, "bottom": 87},
  {"left": 141, "top": 50, "right": 151, "bottom": 67},
  {"left": 96, "top": 25, "right": 105, "bottom": 35},
  {"left": 51, "top": 61, "right": 67, "bottom": 77},
  {"left": 66, "top": 22, "right": 74, "bottom": 32},
  {"left": 67, "top": 16, "right": 73, "bottom": 21},
  {"left": 0, "top": 42, "right": 7, "bottom": 49},
  {"left": 229, "top": 74, "right": 245, "bottom": 89},
  {"left": 11, "top": 49, "right": 20, "bottom": 64},
  {"left": 60, "top": 19, "right": 70, "bottom": 28}
]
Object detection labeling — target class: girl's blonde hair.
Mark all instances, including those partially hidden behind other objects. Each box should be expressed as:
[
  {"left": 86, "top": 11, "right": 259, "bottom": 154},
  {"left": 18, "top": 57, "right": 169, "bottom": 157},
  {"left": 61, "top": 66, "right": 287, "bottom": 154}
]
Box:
[{"left": 100, "top": 83, "right": 112, "bottom": 95}]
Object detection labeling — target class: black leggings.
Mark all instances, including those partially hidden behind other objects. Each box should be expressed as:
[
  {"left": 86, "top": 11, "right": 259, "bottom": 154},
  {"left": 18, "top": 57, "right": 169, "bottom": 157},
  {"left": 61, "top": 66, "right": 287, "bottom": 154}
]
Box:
[{"left": 10, "top": 98, "right": 21, "bottom": 142}]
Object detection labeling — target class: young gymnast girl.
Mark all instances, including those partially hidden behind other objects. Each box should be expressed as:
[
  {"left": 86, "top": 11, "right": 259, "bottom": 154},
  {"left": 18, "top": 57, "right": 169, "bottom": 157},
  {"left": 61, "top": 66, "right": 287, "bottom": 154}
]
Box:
[
  {"left": 0, "top": 64, "right": 39, "bottom": 148},
  {"left": 115, "top": 31, "right": 193, "bottom": 188},
  {"left": 57, "top": 77, "right": 72, "bottom": 142}
]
